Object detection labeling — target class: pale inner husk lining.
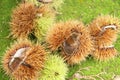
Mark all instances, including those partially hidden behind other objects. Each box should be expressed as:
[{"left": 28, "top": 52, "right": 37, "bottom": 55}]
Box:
[{"left": 9, "top": 47, "right": 30, "bottom": 72}]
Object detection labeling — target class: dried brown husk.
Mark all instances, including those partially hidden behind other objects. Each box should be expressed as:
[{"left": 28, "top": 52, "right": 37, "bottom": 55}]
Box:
[
  {"left": 10, "top": 3, "right": 38, "bottom": 39},
  {"left": 46, "top": 21, "right": 93, "bottom": 64},
  {"left": 2, "top": 39, "right": 46, "bottom": 80},
  {"left": 88, "top": 15, "right": 120, "bottom": 48},
  {"left": 93, "top": 47, "right": 117, "bottom": 61}
]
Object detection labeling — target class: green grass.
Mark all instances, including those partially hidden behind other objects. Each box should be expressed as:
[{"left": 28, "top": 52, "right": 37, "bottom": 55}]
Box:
[
  {"left": 0, "top": 0, "right": 20, "bottom": 79},
  {"left": 0, "top": 0, "right": 120, "bottom": 80}
]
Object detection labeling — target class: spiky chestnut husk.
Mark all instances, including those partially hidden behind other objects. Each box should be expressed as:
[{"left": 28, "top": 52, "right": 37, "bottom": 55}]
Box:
[
  {"left": 95, "top": 29, "right": 117, "bottom": 48},
  {"left": 10, "top": 3, "right": 38, "bottom": 39},
  {"left": 35, "top": 5, "right": 55, "bottom": 42},
  {"left": 2, "top": 39, "right": 32, "bottom": 75},
  {"left": 2, "top": 39, "right": 46, "bottom": 80},
  {"left": 25, "top": 0, "right": 64, "bottom": 11},
  {"left": 33, "top": 0, "right": 64, "bottom": 10},
  {"left": 39, "top": 54, "right": 68, "bottom": 80},
  {"left": 50, "top": 0, "right": 64, "bottom": 10},
  {"left": 93, "top": 47, "right": 117, "bottom": 61},
  {"left": 46, "top": 21, "right": 93, "bottom": 64},
  {"left": 88, "top": 15, "right": 120, "bottom": 48}
]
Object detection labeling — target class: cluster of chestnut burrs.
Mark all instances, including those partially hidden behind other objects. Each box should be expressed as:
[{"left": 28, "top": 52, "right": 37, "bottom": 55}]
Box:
[
  {"left": 88, "top": 15, "right": 119, "bottom": 61},
  {"left": 46, "top": 15, "right": 120, "bottom": 64},
  {"left": 1, "top": 0, "right": 120, "bottom": 80}
]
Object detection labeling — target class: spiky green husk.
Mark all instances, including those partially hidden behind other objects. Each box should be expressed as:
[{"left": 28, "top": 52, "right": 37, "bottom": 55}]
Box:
[
  {"left": 51, "top": 0, "right": 64, "bottom": 10},
  {"left": 24, "top": 0, "right": 62, "bottom": 42},
  {"left": 35, "top": 16, "right": 55, "bottom": 42},
  {"left": 34, "top": 5, "right": 55, "bottom": 42},
  {"left": 39, "top": 54, "right": 68, "bottom": 80}
]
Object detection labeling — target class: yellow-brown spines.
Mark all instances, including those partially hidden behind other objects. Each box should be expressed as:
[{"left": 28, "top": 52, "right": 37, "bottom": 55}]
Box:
[
  {"left": 95, "top": 28, "right": 117, "bottom": 48},
  {"left": 12, "top": 44, "right": 46, "bottom": 80},
  {"left": 2, "top": 39, "right": 32, "bottom": 75},
  {"left": 37, "top": 5, "right": 55, "bottom": 17},
  {"left": 93, "top": 47, "right": 117, "bottom": 61},
  {"left": 88, "top": 15, "right": 119, "bottom": 47},
  {"left": 46, "top": 21, "right": 72, "bottom": 50},
  {"left": 88, "top": 15, "right": 119, "bottom": 37},
  {"left": 88, "top": 15, "right": 120, "bottom": 60},
  {"left": 2, "top": 39, "right": 46, "bottom": 80},
  {"left": 46, "top": 21, "right": 93, "bottom": 64},
  {"left": 10, "top": 3, "right": 37, "bottom": 38}
]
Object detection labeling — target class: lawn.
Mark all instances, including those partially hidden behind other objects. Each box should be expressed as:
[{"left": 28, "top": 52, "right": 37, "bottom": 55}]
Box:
[
  {"left": 0, "top": 0, "right": 120, "bottom": 80},
  {"left": 0, "top": 0, "right": 21, "bottom": 79}
]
